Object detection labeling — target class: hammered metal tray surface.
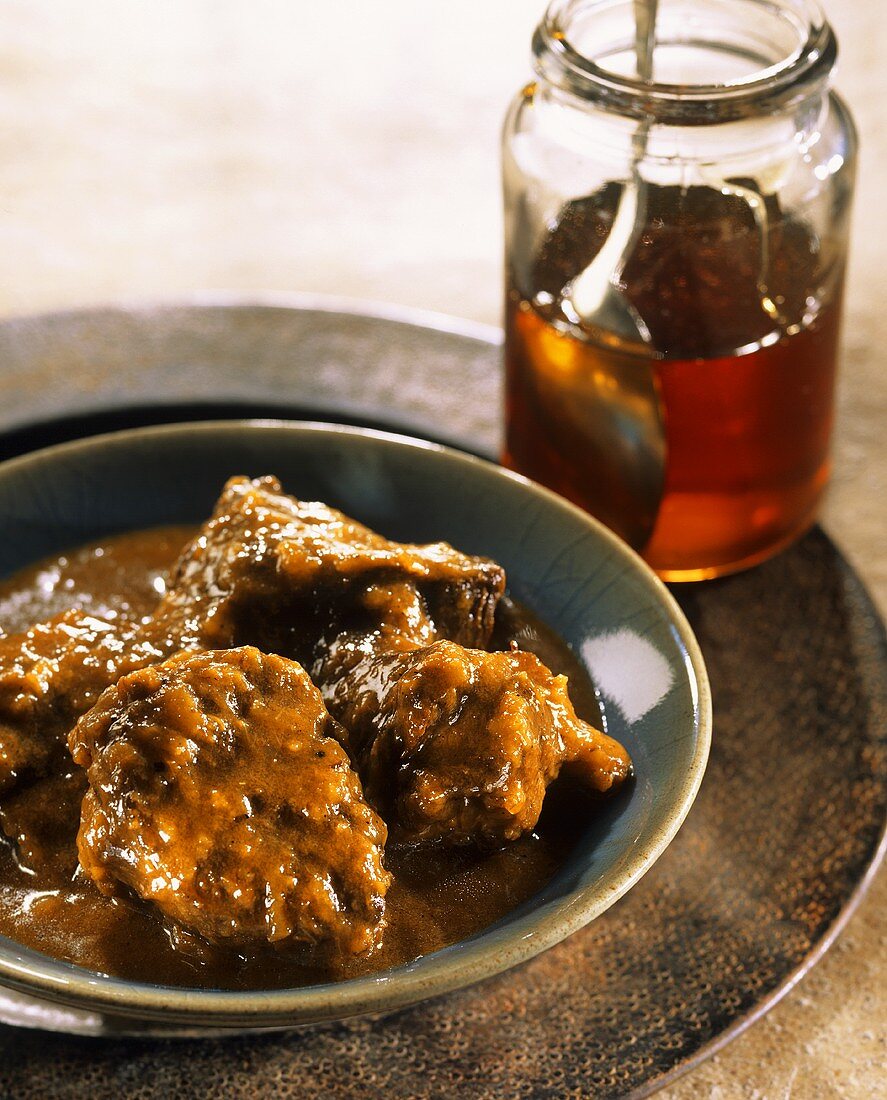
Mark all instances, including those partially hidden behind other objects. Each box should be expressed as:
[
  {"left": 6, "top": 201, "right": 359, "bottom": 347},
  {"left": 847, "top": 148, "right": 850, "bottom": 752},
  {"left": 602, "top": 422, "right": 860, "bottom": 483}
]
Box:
[{"left": 0, "top": 298, "right": 884, "bottom": 1099}]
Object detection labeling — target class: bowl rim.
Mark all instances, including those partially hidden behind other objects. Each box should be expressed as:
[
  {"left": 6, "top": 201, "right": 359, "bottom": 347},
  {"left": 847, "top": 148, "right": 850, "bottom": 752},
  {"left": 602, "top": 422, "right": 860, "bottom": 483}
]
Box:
[{"left": 0, "top": 419, "right": 712, "bottom": 1026}]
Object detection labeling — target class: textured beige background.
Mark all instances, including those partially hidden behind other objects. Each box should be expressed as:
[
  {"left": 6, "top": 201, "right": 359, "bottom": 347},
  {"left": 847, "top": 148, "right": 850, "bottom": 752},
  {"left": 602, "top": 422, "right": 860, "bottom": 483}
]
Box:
[{"left": 0, "top": 2, "right": 884, "bottom": 1096}]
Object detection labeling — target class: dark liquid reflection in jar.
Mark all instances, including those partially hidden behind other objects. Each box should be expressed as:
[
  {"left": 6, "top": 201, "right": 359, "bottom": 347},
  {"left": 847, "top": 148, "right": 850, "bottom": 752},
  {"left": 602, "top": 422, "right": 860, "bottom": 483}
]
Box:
[{"left": 504, "top": 184, "right": 845, "bottom": 581}]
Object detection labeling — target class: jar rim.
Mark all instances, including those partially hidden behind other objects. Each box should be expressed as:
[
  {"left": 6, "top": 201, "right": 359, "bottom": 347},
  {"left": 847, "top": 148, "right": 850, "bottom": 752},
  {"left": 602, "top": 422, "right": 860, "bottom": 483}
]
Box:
[{"left": 533, "top": 0, "right": 837, "bottom": 124}]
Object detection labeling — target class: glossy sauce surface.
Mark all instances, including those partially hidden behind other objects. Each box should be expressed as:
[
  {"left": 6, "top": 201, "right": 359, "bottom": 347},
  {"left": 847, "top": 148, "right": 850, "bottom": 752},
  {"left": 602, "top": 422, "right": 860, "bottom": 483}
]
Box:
[{"left": 0, "top": 527, "right": 603, "bottom": 990}]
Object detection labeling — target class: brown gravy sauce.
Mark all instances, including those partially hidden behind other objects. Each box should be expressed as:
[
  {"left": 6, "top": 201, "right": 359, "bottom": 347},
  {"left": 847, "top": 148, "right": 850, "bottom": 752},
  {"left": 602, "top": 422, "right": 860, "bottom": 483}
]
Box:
[{"left": 0, "top": 527, "right": 605, "bottom": 991}]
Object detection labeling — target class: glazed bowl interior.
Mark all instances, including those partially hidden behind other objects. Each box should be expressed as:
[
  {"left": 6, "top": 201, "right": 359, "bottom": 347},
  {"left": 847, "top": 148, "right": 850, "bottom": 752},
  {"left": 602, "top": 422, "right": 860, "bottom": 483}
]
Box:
[{"left": 0, "top": 420, "right": 710, "bottom": 1031}]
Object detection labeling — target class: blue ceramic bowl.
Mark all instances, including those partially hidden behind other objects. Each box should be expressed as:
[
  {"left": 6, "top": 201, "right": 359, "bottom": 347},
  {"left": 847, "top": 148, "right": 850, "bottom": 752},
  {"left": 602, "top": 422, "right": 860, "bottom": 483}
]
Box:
[{"left": 0, "top": 421, "right": 710, "bottom": 1034}]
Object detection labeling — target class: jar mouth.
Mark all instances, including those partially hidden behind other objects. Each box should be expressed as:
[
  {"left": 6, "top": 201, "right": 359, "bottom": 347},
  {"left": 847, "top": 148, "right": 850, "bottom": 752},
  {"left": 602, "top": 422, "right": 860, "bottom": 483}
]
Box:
[{"left": 533, "top": 0, "right": 837, "bottom": 123}]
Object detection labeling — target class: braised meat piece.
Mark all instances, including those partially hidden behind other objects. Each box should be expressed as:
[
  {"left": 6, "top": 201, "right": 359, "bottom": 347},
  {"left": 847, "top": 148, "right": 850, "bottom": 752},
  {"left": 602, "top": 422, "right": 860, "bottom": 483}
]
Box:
[
  {"left": 0, "top": 610, "right": 167, "bottom": 795},
  {"left": 70, "top": 646, "right": 390, "bottom": 955},
  {"left": 326, "top": 639, "right": 632, "bottom": 846},
  {"left": 153, "top": 476, "right": 505, "bottom": 657}
]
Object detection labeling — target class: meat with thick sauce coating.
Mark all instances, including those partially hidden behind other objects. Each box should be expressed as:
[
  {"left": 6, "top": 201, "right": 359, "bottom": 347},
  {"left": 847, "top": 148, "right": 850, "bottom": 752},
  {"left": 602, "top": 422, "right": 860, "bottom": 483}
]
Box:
[
  {"left": 0, "top": 474, "right": 634, "bottom": 967},
  {"left": 0, "top": 610, "right": 167, "bottom": 795},
  {"left": 70, "top": 646, "right": 390, "bottom": 955},
  {"left": 153, "top": 476, "right": 505, "bottom": 656},
  {"left": 325, "top": 639, "right": 632, "bottom": 846}
]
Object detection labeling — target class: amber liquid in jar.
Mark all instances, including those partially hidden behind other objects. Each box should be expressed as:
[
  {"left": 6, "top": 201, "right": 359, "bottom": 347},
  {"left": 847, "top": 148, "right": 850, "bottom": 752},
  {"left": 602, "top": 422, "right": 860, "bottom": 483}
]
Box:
[{"left": 504, "top": 184, "right": 844, "bottom": 581}]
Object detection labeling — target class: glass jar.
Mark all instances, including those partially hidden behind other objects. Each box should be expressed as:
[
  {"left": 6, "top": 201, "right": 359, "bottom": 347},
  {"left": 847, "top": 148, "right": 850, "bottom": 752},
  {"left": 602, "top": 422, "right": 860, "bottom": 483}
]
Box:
[{"left": 502, "top": 0, "right": 857, "bottom": 581}]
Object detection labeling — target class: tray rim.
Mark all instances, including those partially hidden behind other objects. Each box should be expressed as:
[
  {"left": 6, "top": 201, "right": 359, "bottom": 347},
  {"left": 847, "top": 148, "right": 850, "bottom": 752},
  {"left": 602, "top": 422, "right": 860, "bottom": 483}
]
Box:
[
  {"left": 0, "top": 289, "right": 505, "bottom": 346},
  {"left": 0, "top": 296, "right": 884, "bottom": 1094}
]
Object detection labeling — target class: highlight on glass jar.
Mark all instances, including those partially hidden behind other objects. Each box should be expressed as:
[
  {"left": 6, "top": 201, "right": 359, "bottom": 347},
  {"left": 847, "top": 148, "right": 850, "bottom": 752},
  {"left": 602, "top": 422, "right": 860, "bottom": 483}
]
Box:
[{"left": 501, "top": 0, "right": 857, "bottom": 582}]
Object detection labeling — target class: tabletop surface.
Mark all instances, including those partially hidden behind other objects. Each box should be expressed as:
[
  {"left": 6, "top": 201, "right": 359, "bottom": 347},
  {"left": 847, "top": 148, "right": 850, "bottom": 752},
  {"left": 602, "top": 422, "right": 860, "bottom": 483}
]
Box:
[{"left": 0, "top": 3, "right": 884, "bottom": 1097}]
